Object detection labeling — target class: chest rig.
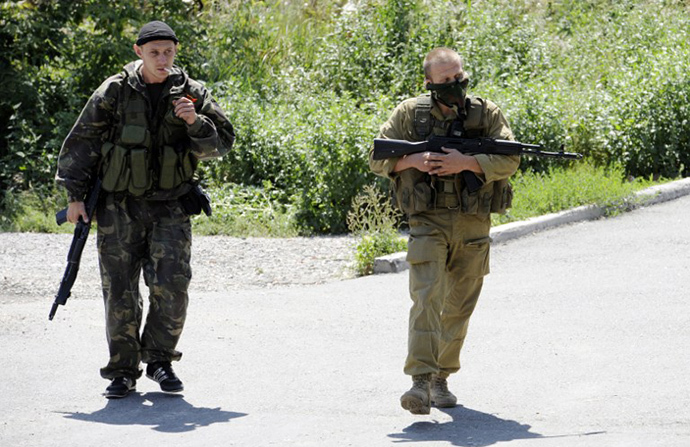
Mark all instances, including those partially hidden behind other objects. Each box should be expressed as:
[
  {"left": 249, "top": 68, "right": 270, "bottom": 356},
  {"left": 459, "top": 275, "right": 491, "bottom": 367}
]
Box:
[
  {"left": 391, "top": 94, "right": 512, "bottom": 216},
  {"left": 100, "top": 72, "right": 196, "bottom": 197}
]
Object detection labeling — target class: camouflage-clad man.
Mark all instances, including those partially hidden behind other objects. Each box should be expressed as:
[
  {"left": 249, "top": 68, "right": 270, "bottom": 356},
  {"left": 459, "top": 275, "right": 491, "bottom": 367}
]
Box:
[
  {"left": 369, "top": 48, "right": 519, "bottom": 415},
  {"left": 56, "top": 21, "right": 235, "bottom": 399}
]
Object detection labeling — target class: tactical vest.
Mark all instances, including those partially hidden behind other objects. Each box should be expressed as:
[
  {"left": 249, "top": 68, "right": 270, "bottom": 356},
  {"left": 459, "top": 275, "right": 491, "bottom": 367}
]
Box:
[
  {"left": 100, "top": 74, "right": 197, "bottom": 197},
  {"left": 393, "top": 94, "right": 513, "bottom": 216}
]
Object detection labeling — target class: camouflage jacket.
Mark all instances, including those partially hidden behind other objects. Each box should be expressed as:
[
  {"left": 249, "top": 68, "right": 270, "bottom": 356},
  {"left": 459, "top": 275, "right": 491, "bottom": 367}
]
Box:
[{"left": 56, "top": 60, "right": 235, "bottom": 201}]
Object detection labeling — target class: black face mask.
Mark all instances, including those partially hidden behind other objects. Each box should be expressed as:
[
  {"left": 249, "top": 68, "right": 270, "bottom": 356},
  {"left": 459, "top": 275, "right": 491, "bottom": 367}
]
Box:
[{"left": 426, "top": 78, "right": 469, "bottom": 109}]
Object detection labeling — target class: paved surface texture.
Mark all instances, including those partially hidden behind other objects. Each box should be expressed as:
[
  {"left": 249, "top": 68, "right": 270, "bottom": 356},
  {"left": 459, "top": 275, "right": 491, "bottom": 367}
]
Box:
[{"left": 1, "top": 188, "right": 689, "bottom": 446}]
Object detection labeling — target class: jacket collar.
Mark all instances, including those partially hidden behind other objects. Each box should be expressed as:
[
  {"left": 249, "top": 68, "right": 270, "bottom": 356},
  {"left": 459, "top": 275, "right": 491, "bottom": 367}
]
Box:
[{"left": 123, "top": 60, "right": 187, "bottom": 95}]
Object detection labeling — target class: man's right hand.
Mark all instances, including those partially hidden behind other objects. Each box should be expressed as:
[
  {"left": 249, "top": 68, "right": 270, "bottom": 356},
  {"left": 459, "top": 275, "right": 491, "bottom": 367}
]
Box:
[
  {"left": 67, "top": 201, "right": 88, "bottom": 224},
  {"left": 393, "top": 152, "right": 435, "bottom": 173}
]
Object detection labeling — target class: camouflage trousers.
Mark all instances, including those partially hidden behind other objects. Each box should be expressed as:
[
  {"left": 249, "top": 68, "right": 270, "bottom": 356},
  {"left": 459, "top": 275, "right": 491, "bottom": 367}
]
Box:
[
  {"left": 404, "top": 209, "right": 491, "bottom": 377},
  {"left": 96, "top": 193, "right": 192, "bottom": 380}
]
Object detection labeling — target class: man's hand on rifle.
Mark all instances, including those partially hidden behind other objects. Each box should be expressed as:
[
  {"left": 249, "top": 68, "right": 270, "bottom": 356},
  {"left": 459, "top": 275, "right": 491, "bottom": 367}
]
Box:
[
  {"left": 393, "top": 152, "right": 434, "bottom": 173},
  {"left": 67, "top": 201, "right": 89, "bottom": 224},
  {"left": 394, "top": 147, "right": 483, "bottom": 176},
  {"left": 424, "top": 147, "right": 483, "bottom": 177}
]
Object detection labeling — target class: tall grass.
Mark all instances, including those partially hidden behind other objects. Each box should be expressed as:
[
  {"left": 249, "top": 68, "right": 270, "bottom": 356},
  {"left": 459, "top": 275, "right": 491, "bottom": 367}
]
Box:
[
  {"left": 492, "top": 161, "right": 657, "bottom": 226},
  {"left": 3, "top": 0, "right": 690, "bottom": 235}
]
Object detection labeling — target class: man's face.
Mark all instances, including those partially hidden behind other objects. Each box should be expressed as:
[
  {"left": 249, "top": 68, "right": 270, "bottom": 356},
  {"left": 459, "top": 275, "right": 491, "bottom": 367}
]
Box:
[
  {"left": 133, "top": 40, "right": 177, "bottom": 84},
  {"left": 425, "top": 59, "right": 467, "bottom": 114},
  {"left": 426, "top": 59, "right": 463, "bottom": 86}
]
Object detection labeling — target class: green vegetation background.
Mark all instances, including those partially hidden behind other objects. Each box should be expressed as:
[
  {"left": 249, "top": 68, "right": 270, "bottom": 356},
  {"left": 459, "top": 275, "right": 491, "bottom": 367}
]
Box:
[{"left": 2, "top": 0, "right": 689, "bottom": 237}]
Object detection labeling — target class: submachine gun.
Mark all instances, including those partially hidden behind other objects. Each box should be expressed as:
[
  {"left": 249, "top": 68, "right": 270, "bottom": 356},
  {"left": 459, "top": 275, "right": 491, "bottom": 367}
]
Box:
[
  {"left": 373, "top": 136, "right": 583, "bottom": 192},
  {"left": 49, "top": 178, "right": 101, "bottom": 320}
]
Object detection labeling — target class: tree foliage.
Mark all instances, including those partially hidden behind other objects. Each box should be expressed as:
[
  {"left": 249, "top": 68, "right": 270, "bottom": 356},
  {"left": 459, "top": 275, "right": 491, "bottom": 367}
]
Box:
[{"left": 3, "top": 0, "right": 690, "bottom": 233}]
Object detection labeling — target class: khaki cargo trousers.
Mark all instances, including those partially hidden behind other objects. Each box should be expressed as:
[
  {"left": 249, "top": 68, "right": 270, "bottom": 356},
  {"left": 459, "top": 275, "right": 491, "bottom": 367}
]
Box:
[
  {"left": 404, "top": 208, "right": 491, "bottom": 377},
  {"left": 96, "top": 194, "right": 192, "bottom": 380}
]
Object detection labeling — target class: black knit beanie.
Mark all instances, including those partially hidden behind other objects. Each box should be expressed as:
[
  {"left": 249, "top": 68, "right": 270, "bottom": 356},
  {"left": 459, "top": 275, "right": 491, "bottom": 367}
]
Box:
[{"left": 136, "top": 21, "right": 179, "bottom": 46}]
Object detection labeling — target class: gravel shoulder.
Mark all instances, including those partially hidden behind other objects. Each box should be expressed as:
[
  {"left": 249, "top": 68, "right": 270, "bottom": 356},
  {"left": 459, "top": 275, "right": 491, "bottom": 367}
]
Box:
[{"left": 0, "top": 232, "right": 357, "bottom": 304}]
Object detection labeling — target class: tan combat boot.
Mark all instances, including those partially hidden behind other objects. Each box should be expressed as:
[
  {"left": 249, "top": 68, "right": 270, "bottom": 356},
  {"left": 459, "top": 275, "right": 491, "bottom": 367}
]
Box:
[
  {"left": 430, "top": 374, "right": 457, "bottom": 408},
  {"left": 400, "top": 373, "right": 431, "bottom": 415}
]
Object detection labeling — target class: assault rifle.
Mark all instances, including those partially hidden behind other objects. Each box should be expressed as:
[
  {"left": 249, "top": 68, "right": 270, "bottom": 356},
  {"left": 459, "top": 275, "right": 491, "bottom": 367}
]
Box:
[
  {"left": 373, "top": 136, "right": 583, "bottom": 192},
  {"left": 49, "top": 177, "right": 102, "bottom": 320}
]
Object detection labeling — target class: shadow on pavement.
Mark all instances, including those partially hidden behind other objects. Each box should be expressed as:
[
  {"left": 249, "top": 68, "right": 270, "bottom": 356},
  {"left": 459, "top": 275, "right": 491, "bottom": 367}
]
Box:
[
  {"left": 60, "top": 392, "right": 247, "bottom": 433},
  {"left": 388, "top": 405, "right": 605, "bottom": 446}
]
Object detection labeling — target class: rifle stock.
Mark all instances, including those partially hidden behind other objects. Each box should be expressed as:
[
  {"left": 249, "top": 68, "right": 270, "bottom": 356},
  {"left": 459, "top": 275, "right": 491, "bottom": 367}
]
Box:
[{"left": 49, "top": 177, "right": 102, "bottom": 320}]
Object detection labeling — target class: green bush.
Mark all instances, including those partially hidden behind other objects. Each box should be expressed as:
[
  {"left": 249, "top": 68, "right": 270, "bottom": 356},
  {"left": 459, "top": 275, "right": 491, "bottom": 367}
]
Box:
[
  {"left": 492, "top": 161, "right": 654, "bottom": 226},
  {"left": 347, "top": 184, "right": 407, "bottom": 276},
  {"left": 4, "top": 0, "right": 690, "bottom": 235},
  {"left": 192, "top": 181, "right": 299, "bottom": 237},
  {"left": 206, "top": 89, "right": 387, "bottom": 233}
]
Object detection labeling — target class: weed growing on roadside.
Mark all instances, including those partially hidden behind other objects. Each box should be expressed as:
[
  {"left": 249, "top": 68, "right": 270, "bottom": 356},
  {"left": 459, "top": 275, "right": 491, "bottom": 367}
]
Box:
[{"left": 347, "top": 184, "right": 407, "bottom": 276}]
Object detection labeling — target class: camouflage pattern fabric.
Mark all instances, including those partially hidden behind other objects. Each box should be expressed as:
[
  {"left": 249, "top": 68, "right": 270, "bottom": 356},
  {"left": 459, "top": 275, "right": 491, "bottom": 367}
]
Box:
[
  {"left": 55, "top": 60, "right": 234, "bottom": 381},
  {"left": 97, "top": 194, "right": 191, "bottom": 380},
  {"left": 56, "top": 60, "right": 235, "bottom": 202}
]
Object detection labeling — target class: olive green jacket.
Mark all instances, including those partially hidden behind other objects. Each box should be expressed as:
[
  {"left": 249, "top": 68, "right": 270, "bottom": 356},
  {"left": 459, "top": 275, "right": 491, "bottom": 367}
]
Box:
[{"left": 369, "top": 94, "right": 519, "bottom": 183}]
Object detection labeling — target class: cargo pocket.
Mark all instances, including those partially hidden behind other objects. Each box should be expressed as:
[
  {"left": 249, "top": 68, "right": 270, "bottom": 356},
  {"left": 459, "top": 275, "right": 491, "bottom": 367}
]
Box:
[
  {"left": 120, "top": 124, "right": 150, "bottom": 146},
  {"left": 180, "top": 149, "right": 195, "bottom": 179},
  {"left": 159, "top": 145, "right": 179, "bottom": 190},
  {"left": 490, "top": 180, "right": 513, "bottom": 214},
  {"left": 460, "top": 188, "right": 479, "bottom": 215},
  {"left": 478, "top": 181, "right": 495, "bottom": 215},
  {"left": 413, "top": 181, "right": 434, "bottom": 213},
  {"left": 406, "top": 223, "right": 445, "bottom": 265},
  {"left": 450, "top": 236, "right": 491, "bottom": 279}
]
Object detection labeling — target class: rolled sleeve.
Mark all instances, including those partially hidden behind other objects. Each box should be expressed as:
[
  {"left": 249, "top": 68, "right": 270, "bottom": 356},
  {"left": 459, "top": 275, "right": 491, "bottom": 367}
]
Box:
[
  {"left": 473, "top": 99, "right": 520, "bottom": 182},
  {"left": 475, "top": 154, "right": 520, "bottom": 183}
]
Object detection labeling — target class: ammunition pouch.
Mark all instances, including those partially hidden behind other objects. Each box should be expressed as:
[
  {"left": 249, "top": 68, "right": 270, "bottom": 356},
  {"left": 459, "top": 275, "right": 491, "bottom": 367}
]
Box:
[
  {"left": 393, "top": 172, "right": 512, "bottom": 216},
  {"left": 100, "top": 142, "right": 153, "bottom": 196},
  {"left": 392, "top": 170, "right": 435, "bottom": 215},
  {"left": 490, "top": 178, "right": 513, "bottom": 214},
  {"left": 100, "top": 141, "right": 196, "bottom": 196},
  {"left": 159, "top": 144, "right": 197, "bottom": 190}
]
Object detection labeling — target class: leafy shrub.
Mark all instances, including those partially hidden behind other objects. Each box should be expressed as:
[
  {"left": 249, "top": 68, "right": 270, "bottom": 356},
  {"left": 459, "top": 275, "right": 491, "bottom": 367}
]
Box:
[
  {"left": 347, "top": 184, "right": 407, "bottom": 275},
  {"left": 492, "top": 161, "right": 650, "bottom": 226},
  {"left": 207, "top": 88, "right": 387, "bottom": 233}
]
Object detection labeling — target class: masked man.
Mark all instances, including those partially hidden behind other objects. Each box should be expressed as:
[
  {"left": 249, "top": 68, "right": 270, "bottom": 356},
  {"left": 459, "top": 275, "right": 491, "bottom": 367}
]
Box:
[{"left": 369, "top": 47, "right": 519, "bottom": 414}]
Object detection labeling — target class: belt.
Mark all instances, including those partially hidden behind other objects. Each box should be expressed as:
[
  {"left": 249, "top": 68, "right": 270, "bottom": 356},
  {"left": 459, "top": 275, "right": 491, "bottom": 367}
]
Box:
[
  {"left": 435, "top": 192, "right": 459, "bottom": 208},
  {"left": 435, "top": 178, "right": 456, "bottom": 193}
]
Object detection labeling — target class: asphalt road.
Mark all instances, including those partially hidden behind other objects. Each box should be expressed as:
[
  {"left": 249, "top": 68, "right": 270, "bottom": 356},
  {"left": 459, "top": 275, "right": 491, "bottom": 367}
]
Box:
[{"left": 1, "top": 192, "right": 689, "bottom": 446}]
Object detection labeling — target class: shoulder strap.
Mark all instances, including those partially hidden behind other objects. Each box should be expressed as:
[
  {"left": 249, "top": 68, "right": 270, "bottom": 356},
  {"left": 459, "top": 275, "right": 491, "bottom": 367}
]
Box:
[
  {"left": 463, "top": 96, "right": 486, "bottom": 130},
  {"left": 414, "top": 95, "right": 433, "bottom": 139}
]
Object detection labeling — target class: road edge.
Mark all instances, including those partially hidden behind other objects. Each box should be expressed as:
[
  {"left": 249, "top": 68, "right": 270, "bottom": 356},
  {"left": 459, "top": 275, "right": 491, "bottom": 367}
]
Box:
[{"left": 373, "top": 177, "right": 690, "bottom": 274}]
